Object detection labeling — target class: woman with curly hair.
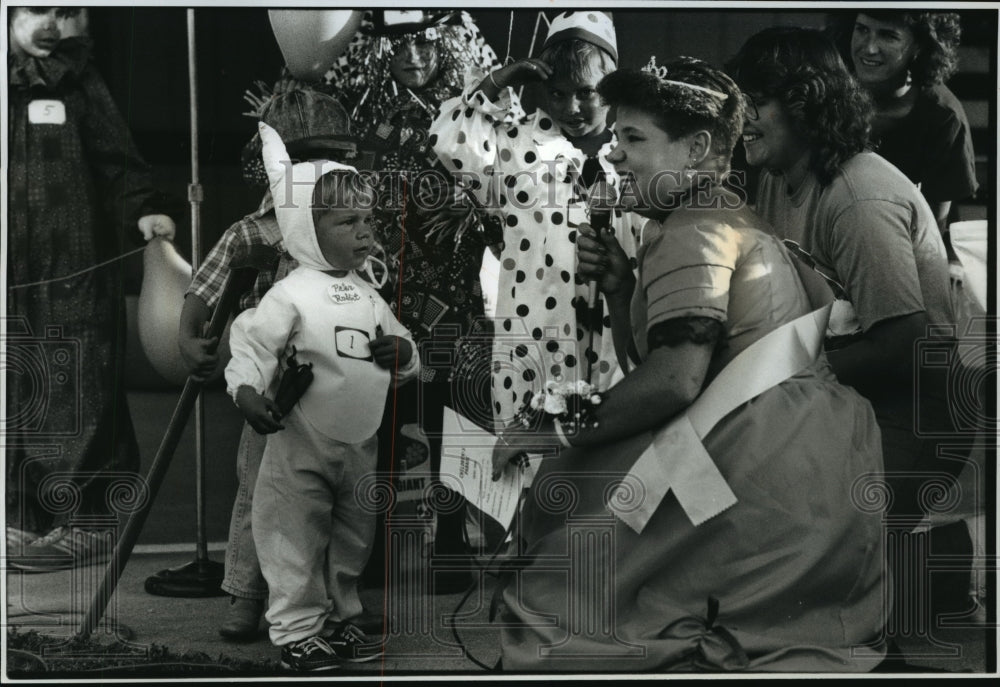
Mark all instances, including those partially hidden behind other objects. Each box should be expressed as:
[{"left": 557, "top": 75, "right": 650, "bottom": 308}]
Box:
[
  {"left": 490, "top": 56, "right": 887, "bottom": 672},
  {"left": 828, "top": 11, "right": 978, "bottom": 242},
  {"left": 729, "top": 26, "right": 972, "bottom": 636}
]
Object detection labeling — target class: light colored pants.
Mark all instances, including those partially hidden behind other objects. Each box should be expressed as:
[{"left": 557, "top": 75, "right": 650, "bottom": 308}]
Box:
[
  {"left": 221, "top": 424, "right": 268, "bottom": 600},
  {"left": 252, "top": 406, "right": 378, "bottom": 646}
]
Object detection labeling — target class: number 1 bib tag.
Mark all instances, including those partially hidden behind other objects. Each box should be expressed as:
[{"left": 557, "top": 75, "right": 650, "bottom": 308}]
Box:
[
  {"left": 328, "top": 281, "right": 362, "bottom": 305},
  {"left": 29, "top": 100, "right": 67, "bottom": 125},
  {"left": 335, "top": 326, "right": 373, "bottom": 361}
]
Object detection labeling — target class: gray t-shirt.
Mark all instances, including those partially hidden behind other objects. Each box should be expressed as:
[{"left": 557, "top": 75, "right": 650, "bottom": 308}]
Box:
[{"left": 755, "top": 151, "right": 954, "bottom": 333}]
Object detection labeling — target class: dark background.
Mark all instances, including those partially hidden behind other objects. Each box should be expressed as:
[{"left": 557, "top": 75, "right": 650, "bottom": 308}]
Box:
[
  {"left": 79, "top": 7, "right": 995, "bottom": 287},
  {"left": 10, "top": 4, "right": 993, "bottom": 558}
]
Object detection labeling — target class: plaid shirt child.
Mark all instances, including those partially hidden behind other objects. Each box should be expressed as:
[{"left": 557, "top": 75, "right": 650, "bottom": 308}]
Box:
[{"left": 187, "top": 193, "right": 296, "bottom": 312}]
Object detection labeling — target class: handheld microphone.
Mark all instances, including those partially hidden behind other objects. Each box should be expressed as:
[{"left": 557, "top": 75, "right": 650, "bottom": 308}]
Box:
[{"left": 586, "top": 178, "right": 616, "bottom": 310}]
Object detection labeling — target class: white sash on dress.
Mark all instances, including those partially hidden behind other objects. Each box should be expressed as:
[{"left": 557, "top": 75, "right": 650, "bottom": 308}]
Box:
[{"left": 608, "top": 249, "right": 836, "bottom": 532}]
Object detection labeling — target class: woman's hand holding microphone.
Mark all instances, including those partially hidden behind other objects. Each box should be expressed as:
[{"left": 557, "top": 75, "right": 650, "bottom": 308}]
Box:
[{"left": 576, "top": 221, "right": 634, "bottom": 300}]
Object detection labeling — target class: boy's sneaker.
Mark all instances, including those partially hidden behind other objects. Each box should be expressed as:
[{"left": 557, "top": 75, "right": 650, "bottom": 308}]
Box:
[
  {"left": 280, "top": 636, "right": 343, "bottom": 672},
  {"left": 322, "top": 622, "right": 385, "bottom": 662},
  {"left": 6, "top": 525, "right": 40, "bottom": 554},
  {"left": 7, "top": 526, "right": 112, "bottom": 572},
  {"left": 325, "top": 610, "right": 386, "bottom": 637}
]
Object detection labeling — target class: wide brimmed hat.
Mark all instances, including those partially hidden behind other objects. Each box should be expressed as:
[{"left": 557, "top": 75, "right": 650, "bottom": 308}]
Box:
[
  {"left": 366, "top": 10, "right": 462, "bottom": 37},
  {"left": 242, "top": 89, "right": 357, "bottom": 187}
]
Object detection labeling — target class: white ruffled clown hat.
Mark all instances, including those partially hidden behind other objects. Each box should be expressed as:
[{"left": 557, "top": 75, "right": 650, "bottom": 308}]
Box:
[
  {"left": 258, "top": 121, "right": 358, "bottom": 272},
  {"left": 543, "top": 10, "right": 618, "bottom": 64}
]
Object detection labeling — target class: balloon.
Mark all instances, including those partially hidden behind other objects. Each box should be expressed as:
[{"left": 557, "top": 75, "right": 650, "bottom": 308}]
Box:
[
  {"left": 138, "top": 238, "right": 230, "bottom": 386},
  {"left": 268, "top": 10, "right": 363, "bottom": 82}
]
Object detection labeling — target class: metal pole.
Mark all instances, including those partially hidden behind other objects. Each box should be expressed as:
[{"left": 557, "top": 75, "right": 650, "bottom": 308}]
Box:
[
  {"left": 187, "top": 8, "right": 209, "bottom": 561},
  {"left": 141, "top": 7, "right": 223, "bottom": 600}
]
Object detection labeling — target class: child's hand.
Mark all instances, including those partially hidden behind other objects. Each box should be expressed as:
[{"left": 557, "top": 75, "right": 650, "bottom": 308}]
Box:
[
  {"left": 490, "top": 58, "right": 553, "bottom": 89},
  {"left": 369, "top": 335, "right": 413, "bottom": 369},
  {"left": 235, "top": 385, "right": 284, "bottom": 434},
  {"left": 178, "top": 327, "right": 219, "bottom": 381}
]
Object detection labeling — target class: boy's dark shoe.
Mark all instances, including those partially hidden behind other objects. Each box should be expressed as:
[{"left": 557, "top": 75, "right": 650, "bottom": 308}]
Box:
[
  {"left": 219, "top": 596, "right": 265, "bottom": 640},
  {"left": 322, "top": 622, "right": 385, "bottom": 662},
  {"left": 280, "top": 636, "right": 343, "bottom": 672}
]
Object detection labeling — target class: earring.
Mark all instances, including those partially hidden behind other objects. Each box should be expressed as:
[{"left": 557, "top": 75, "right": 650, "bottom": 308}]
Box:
[{"left": 684, "top": 165, "right": 697, "bottom": 183}]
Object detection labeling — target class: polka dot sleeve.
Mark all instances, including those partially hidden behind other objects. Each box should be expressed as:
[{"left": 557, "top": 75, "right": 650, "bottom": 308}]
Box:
[
  {"left": 429, "top": 84, "right": 527, "bottom": 206},
  {"left": 640, "top": 220, "right": 738, "bottom": 333}
]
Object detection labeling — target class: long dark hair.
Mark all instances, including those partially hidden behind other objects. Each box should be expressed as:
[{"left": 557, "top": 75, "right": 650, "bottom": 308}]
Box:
[{"left": 726, "top": 27, "right": 873, "bottom": 186}]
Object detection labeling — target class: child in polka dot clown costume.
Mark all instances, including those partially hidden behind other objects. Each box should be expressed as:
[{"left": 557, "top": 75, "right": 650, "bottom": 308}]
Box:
[
  {"left": 431, "top": 11, "right": 641, "bottom": 428},
  {"left": 225, "top": 122, "right": 418, "bottom": 671}
]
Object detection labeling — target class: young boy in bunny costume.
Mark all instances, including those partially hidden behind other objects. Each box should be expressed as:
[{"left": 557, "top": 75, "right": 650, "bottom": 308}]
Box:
[{"left": 225, "top": 122, "right": 418, "bottom": 671}]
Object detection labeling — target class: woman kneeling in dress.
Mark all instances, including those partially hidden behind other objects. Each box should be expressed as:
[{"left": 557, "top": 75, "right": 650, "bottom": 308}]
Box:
[{"left": 490, "top": 57, "right": 887, "bottom": 672}]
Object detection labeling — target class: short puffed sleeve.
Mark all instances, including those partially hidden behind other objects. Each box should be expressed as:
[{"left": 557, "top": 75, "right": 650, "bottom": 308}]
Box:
[{"left": 640, "top": 220, "right": 739, "bottom": 332}]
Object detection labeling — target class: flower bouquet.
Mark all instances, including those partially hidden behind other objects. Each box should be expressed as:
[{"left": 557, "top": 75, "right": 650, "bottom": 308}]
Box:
[
  {"left": 492, "top": 380, "right": 604, "bottom": 479},
  {"left": 512, "top": 380, "right": 603, "bottom": 446}
]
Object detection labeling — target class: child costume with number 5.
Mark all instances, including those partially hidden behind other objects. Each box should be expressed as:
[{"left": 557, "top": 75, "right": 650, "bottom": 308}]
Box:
[
  {"left": 224, "top": 123, "right": 418, "bottom": 647},
  {"left": 7, "top": 29, "right": 179, "bottom": 541}
]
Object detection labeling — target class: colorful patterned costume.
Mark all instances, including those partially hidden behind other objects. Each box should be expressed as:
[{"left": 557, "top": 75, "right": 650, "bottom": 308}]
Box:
[
  {"left": 318, "top": 11, "right": 501, "bottom": 371},
  {"left": 317, "top": 12, "right": 503, "bottom": 565}
]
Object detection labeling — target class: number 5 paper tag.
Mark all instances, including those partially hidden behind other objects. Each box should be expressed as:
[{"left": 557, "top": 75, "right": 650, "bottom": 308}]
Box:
[{"left": 29, "top": 100, "right": 67, "bottom": 125}]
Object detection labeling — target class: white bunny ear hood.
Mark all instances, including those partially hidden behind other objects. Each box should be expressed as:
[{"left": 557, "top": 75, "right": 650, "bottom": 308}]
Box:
[{"left": 258, "top": 121, "right": 358, "bottom": 272}]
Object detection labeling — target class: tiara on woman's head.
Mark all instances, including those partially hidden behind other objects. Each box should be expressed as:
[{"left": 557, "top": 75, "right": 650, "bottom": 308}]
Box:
[{"left": 642, "top": 56, "right": 728, "bottom": 101}]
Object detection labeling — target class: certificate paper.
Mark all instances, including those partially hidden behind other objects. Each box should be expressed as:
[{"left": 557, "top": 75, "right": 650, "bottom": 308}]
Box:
[{"left": 439, "top": 407, "right": 535, "bottom": 529}]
